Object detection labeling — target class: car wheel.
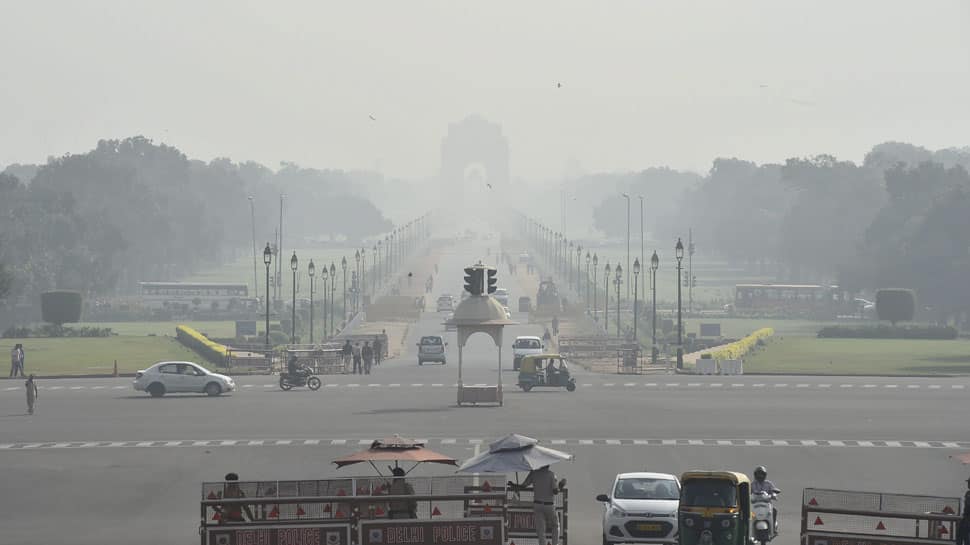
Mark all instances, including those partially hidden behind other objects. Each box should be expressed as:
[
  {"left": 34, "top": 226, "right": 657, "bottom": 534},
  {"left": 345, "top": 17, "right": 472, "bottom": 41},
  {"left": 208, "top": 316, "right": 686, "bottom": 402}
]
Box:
[
  {"left": 307, "top": 377, "right": 322, "bottom": 390},
  {"left": 205, "top": 382, "right": 222, "bottom": 396},
  {"left": 147, "top": 383, "right": 166, "bottom": 398}
]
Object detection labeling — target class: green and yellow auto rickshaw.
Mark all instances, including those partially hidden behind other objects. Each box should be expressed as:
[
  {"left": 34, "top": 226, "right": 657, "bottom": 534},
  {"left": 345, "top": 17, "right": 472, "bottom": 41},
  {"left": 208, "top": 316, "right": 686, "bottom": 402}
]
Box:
[
  {"left": 517, "top": 354, "right": 577, "bottom": 392},
  {"left": 678, "top": 471, "right": 751, "bottom": 545}
]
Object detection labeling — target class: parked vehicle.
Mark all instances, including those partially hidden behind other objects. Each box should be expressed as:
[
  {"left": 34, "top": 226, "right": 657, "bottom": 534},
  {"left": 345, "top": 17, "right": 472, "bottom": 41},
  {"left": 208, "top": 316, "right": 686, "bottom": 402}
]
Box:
[
  {"left": 517, "top": 354, "right": 576, "bottom": 392},
  {"left": 494, "top": 288, "right": 510, "bottom": 308},
  {"left": 678, "top": 471, "right": 751, "bottom": 545},
  {"left": 133, "top": 361, "right": 235, "bottom": 397},
  {"left": 417, "top": 335, "right": 448, "bottom": 365},
  {"left": 598, "top": 472, "right": 681, "bottom": 545},
  {"left": 512, "top": 335, "right": 544, "bottom": 370}
]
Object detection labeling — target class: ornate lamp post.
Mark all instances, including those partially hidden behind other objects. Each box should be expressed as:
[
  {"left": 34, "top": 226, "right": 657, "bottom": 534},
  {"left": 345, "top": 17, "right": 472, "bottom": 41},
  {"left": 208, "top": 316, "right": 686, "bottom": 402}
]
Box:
[
  {"left": 372, "top": 244, "right": 378, "bottom": 294},
  {"left": 621, "top": 192, "right": 631, "bottom": 300},
  {"left": 354, "top": 250, "right": 361, "bottom": 313},
  {"left": 568, "top": 241, "right": 574, "bottom": 289},
  {"left": 308, "top": 260, "right": 316, "bottom": 344},
  {"left": 576, "top": 244, "right": 583, "bottom": 294},
  {"left": 361, "top": 247, "right": 367, "bottom": 302},
  {"left": 289, "top": 252, "right": 298, "bottom": 344},
  {"left": 676, "top": 238, "right": 685, "bottom": 369},
  {"left": 633, "top": 258, "right": 641, "bottom": 341},
  {"left": 320, "top": 262, "right": 328, "bottom": 341},
  {"left": 651, "top": 251, "right": 659, "bottom": 364},
  {"left": 329, "top": 263, "right": 336, "bottom": 337},
  {"left": 341, "top": 256, "right": 348, "bottom": 324},
  {"left": 585, "top": 251, "right": 591, "bottom": 313},
  {"left": 263, "top": 243, "right": 272, "bottom": 348},
  {"left": 604, "top": 262, "right": 611, "bottom": 333},
  {"left": 614, "top": 265, "right": 623, "bottom": 337},
  {"left": 592, "top": 254, "right": 599, "bottom": 321}
]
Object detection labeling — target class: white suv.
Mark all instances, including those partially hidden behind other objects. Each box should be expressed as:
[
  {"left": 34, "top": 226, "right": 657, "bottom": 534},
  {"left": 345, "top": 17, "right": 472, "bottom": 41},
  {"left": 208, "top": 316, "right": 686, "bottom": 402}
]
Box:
[
  {"left": 133, "top": 361, "right": 235, "bottom": 397},
  {"left": 512, "top": 335, "right": 544, "bottom": 370},
  {"left": 598, "top": 472, "right": 681, "bottom": 545}
]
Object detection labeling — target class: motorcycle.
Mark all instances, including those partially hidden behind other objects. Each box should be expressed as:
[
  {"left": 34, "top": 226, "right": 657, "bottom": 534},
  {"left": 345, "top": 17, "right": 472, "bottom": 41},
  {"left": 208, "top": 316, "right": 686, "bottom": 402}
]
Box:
[
  {"left": 750, "top": 491, "right": 779, "bottom": 545},
  {"left": 279, "top": 369, "right": 322, "bottom": 391}
]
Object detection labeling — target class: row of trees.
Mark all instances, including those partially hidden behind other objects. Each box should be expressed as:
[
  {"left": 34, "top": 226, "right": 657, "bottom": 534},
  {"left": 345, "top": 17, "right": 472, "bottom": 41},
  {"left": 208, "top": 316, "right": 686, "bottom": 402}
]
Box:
[
  {"left": 0, "top": 136, "right": 393, "bottom": 303},
  {"left": 588, "top": 142, "right": 970, "bottom": 324}
]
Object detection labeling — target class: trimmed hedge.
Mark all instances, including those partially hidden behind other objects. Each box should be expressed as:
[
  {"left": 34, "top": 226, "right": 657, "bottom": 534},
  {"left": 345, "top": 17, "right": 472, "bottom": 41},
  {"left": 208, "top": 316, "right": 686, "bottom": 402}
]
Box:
[
  {"left": 876, "top": 289, "right": 915, "bottom": 326},
  {"left": 710, "top": 327, "right": 774, "bottom": 360},
  {"left": 817, "top": 325, "right": 957, "bottom": 340},
  {"left": 176, "top": 325, "right": 228, "bottom": 364},
  {"left": 41, "top": 290, "right": 82, "bottom": 325}
]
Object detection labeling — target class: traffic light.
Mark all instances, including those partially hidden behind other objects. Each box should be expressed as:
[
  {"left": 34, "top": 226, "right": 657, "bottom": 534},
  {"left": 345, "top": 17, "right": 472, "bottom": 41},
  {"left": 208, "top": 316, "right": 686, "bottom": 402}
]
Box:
[
  {"left": 486, "top": 267, "right": 498, "bottom": 294},
  {"left": 464, "top": 266, "right": 483, "bottom": 296}
]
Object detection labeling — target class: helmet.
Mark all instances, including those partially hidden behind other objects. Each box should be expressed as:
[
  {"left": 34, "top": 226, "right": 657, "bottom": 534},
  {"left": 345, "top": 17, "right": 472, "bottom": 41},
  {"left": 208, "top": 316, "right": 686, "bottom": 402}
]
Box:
[{"left": 754, "top": 466, "right": 767, "bottom": 480}]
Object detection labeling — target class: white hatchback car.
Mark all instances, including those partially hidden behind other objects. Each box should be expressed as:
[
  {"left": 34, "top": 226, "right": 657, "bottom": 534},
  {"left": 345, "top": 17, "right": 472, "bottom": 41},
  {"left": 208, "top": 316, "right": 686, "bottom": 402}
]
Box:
[
  {"left": 133, "top": 361, "right": 235, "bottom": 397},
  {"left": 598, "top": 472, "right": 681, "bottom": 545}
]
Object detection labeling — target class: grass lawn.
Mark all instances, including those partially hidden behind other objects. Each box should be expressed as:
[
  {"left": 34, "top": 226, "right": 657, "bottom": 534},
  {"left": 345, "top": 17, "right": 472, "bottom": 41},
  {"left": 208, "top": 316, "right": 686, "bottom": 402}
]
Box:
[
  {"left": 743, "top": 336, "right": 970, "bottom": 375},
  {"left": 73, "top": 321, "right": 237, "bottom": 338},
  {"left": 0, "top": 336, "right": 203, "bottom": 376}
]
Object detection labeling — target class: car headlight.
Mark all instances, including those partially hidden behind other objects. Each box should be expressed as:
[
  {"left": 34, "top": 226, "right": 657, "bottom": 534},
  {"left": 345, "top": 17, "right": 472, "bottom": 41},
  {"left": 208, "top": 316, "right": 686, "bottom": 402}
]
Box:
[
  {"left": 754, "top": 521, "right": 769, "bottom": 531},
  {"left": 684, "top": 517, "right": 695, "bottom": 527},
  {"left": 609, "top": 505, "right": 628, "bottom": 518}
]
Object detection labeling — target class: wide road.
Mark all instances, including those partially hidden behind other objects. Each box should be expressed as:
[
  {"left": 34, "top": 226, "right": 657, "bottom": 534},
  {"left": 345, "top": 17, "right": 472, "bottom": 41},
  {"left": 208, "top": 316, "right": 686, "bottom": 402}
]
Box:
[{"left": 2, "top": 239, "right": 968, "bottom": 545}]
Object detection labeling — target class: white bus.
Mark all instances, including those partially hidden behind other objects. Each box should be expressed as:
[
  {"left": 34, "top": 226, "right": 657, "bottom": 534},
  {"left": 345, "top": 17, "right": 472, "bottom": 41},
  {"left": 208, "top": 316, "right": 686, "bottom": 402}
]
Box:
[{"left": 139, "top": 282, "right": 251, "bottom": 310}]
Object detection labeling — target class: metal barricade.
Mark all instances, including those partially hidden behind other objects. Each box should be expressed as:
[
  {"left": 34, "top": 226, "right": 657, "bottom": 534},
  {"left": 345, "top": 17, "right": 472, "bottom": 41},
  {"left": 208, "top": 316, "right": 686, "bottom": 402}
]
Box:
[{"left": 801, "top": 488, "right": 962, "bottom": 545}]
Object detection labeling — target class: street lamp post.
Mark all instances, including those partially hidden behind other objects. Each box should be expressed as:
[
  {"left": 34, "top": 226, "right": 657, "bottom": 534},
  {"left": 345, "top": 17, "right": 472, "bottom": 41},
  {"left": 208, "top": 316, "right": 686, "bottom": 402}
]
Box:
[
  {"left": 290, "top": 252, "right": 298, "bottom": 344},
  {"left": 615, "top": 265, "right": 623, "bottom": 337},
  {"left": 308, "top": 260, "right": 316, "bottom": 344},
  {"left": 638, "top": 195, "right": 645, "bottom": 302},
  {"left": 263, "top": 243, "right": 272, "bottom": 348},
  {"left": 372, "top": 244, "right": 378, "bottom": 295},
  {"left": 329, "top": 263, "right": 336, "bottom": 337},
  {"left": 676, "top": 238, "right": 685, "bottom": 369},
  {"left": 248, "top": 196, "right": 258, "bottom": 301},
  {"left": 341, "top": 256, "right": 348, "bottom": 325},
  {"left": 604, "top": 263, "right": 611, "bottom": 333},
  {"left": 354, "top": 250, "right": 361, "bottom": 313},
  {"left": 576, "top": 244, "right": 582, "bottom": 296},
  {"left": 633, "top": 258, "right": 641, "bottom": 341},
  {"left": 651, "top": 251, "right": 659, "bottom": 364},
  {"left": 585, "top": 252, "right": 591, "bottom": 313},
  {"left": 592, "top": 254, "right": 599, "bottom": 321},
  {"left": 621, "top": 193, "right": 631, "bottom": 301},
  {"left": 361, "top": 247, "right": 367, "bottom": 303},
  {"left": 568, "top": 241, "right": 574, "bottom": 290}
]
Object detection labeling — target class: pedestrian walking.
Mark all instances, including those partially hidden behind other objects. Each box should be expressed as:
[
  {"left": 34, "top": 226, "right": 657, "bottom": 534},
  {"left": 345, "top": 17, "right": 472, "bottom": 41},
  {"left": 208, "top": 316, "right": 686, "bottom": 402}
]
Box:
[
  {"left": 25, "top": 374, "right": 38, "bottom": 414},
  {"left": 511, "top": 465, "right": 563, "bottom": 545},
  {"left": 10, "top": 344, "right": 20, "bottom": 377},
  {"left": 362, "top": 341, "right": 374, "bottom": 375},
  {"left": 373, "top": 337, "right": 383, "bottom": 367},
  {"left": 352, "top": 342, "right": 363, "bottom": 375},
  {"left": 16, "top": 344, "right": 25, "bottom": 376},
  {"left": 341, "top": 340, "right": 353, "bottom": 371}
]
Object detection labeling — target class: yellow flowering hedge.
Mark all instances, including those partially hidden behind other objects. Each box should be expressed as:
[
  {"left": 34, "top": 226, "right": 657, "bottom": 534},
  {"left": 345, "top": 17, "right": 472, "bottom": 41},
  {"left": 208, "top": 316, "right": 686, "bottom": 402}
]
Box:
[
  {"left": 176, "top": 324, "right": 228, "bottom": 364},
  {"left": 709, "top": 327, "right": 774, "bottom": 361}
]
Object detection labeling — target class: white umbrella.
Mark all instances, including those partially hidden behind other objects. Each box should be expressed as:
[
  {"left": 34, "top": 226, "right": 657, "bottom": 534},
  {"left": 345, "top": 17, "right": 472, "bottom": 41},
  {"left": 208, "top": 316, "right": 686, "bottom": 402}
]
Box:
[{"left": 457, "top": 433, "right": 573, "bottom": 474}]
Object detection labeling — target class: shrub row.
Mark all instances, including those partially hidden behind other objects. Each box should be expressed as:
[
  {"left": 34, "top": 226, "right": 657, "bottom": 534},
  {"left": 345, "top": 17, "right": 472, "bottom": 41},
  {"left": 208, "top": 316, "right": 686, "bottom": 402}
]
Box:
[
  {"left": 2, "top": 325, "right": 114, "bottom": 338},
  {"left": 175, "top": 325, "right": 228, "bottom": 364},
  {"left": 817, "top": 325, "right": 957, "bottom": 340},
  {"left": 709, "top": 328, "right": 774, "bottom": 360}
]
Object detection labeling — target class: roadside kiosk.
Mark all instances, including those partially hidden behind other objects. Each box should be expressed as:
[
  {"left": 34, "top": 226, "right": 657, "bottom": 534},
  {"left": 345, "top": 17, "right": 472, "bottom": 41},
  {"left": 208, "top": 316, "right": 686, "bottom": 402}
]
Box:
[{"left": 445, "top": 289, "right": 515, "bottom": 406}]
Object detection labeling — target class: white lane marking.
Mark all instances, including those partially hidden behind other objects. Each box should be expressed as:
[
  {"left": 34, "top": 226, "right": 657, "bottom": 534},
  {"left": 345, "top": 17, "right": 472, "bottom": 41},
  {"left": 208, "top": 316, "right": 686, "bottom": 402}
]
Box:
[
  {"left": 773, "top": 384, "right": 787, "bottom": 388},
  {"left": 624, "top": 383, "right": 636, "bottom": 387},
  {"left": 325, "top": 384, "right": 338, "bottom": 388},
  {"left": 687, "top": 383, "right": 701, "bottom": 387},
  {"left": 633, "top": 440, "right": 650, "bottom": 445},
  {"left": 801, "top": 440, "right": 817, "bottom": 446},
  {"left": 603, "top": 383, "right": 615, "bottom": 387},
  {"left": 411, "top": 384, "right": 423, "bottom": 387},
  {"left": 928, "top": 385, "right": 941, "bottom": 389},
  {"left": 710, "top": 383, "right": 723, "bottom": 388},
  {"left": 605, "top": 439, "right": 621, "bottom": 445},
  {"left": 441, "top": 439, "right": 456, "bottom": 445},
  {"left": 347, "top": 384, "right": 360, "bottom": 388},
  {"left": 857, "top": 441, "right": 873, "bottom": 447},
  {"left": 751, "top": 384, "right": 765, "bottom": 388},
  {"left": 796, "top": 384, "right": 809, "bottom": 388},
  {"left": 49, "top": 386, "right": 64, "bottom": 390},
  {"left": 667, "top": 383, "right": 680, "bottom": 387},
  {"left": 431, "top": 384, "right": 443, "bottom": 387},
  {"left": 579, "top": 439, "right": 594, "bottom": 445},
  {"left": 818, "top": 384, "right": 831, "bottom": 388},
  {"left": 389, "top": 384, "right": 401, "bottom": 388},
  {"left": 136, "top": 441, "right": 154, "bottom": 447},
  {"left": 885, "top": 441, "right": 901, "bottom": 447},
  {"left": 243, "top": 385, "right": 254, "bottom": 388},
  {"left": 70, "top": 386, "right": 83, "bottom": 390},
  {"left": 4, "top": 387, "right": 17, "bottom": 391},
  {"left": 731, "top": 384, "right": 745, "bottom": 388},
  {"left": 367, "top": 384, "right": 381, "bottom": 387},
  {"left": 91, "top": 386, "right": 105, "bottom": 390},
  {"left": 840, "top": 384, "right": 854, "bottom": 388},
  {"left": 304, "top": 439, "right": 320, "bottom": 445},
  {"left": 263, "top": 384, "right": 273, "bottom": 388},
  {"left": 907, "top": 385, "right": 920, "bottom": 389},
  {"left": 113, "top": 386, "right": 126, "bottom": 389},
  {"left": 357, "top": 439, "right": 371, "bottom": 445},
  {"left": 829, "top": 440, "right": 845, "bottom": 447},
  {"left": 550, "top": 440, "right": 566, "bottom": 445},
  {"left": 863, "top": 384, "right": 876, "bottom": 389},
  {"left": 644, "top": 383, "right": 657, "bottom": 387},
  {"left": 885, "top": 385, "right": 897, "bottom": 389},
  {"left": 330, "top": 440, "right": 346, "bottom": 445},
  {"left": 953, "top": 385, "right": 966, "bottom": 389},
  {"left": 581, "top": 383, "right": 593, "bottom": 387}
]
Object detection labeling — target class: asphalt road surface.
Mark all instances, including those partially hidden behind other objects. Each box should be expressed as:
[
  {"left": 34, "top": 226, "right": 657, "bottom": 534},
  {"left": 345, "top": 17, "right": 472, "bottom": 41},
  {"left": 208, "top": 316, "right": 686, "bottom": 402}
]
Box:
[{"left": 2, "top": 241, "right": 968, "bottom": 545}]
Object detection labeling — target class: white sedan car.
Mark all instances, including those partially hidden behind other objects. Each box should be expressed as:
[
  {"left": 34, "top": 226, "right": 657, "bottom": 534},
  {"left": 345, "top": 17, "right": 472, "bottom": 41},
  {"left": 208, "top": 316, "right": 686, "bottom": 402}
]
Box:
[
  {"left": 598, "top": 472, "right": 681, "bottom": 545},
  {"left": 133, "top": 361, "right": 235, "bottom": 397}
]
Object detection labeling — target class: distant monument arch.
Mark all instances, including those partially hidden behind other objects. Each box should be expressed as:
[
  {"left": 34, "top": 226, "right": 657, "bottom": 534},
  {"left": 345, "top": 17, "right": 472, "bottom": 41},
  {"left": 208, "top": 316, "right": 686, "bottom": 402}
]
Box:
[{"left": 440, "top": 115, "right": 510, "bottom": 205}]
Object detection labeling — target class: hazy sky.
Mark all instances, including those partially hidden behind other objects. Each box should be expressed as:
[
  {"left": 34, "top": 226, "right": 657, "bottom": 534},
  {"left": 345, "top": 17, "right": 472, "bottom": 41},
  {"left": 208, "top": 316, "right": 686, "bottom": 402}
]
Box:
[{"left": 2, "top": 1, "right": 969, "bottom": 181}]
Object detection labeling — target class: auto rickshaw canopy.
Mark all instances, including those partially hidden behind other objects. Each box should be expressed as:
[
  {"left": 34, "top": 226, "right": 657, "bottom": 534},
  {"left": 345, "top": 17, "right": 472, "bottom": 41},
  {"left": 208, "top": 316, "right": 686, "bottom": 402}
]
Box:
[
  {"left": 680, "top": 471, "right": 750, "bottom": 485},
  {"left": 519, "top": 353, "right": 564, "bottom": 374}
]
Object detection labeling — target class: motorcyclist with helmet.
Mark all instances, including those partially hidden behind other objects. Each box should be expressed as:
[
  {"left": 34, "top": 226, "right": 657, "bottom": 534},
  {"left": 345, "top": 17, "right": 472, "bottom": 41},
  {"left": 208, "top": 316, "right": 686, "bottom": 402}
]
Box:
[
  {"left": 286, "top": 353, "right": 311, "bottom": 381},
  {"left": 752, "top": 466, "right": 780, "bottom": 535}
]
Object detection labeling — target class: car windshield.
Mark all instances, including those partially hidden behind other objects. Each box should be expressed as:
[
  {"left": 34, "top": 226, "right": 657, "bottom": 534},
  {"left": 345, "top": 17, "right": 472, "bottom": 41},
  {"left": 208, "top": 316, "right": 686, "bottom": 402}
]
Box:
[
  {"left": 614, "top": 478, "right": 680, "bottom": 500},
  {"left": 682, "top": 479, "right": 738, "bottom": 507},
  {"left": 420, "top": 337, "right": 442, "bottom": 345},
  {"left": 515, "top": 339, "right": 540, "bottom": 349}
]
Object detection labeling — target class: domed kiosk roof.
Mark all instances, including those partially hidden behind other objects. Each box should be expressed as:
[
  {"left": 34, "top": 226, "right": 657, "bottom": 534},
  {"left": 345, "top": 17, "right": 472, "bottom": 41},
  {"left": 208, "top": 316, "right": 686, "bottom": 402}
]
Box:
[{"left": 448, "top": 295, "right": 516, "bottom": 326}]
